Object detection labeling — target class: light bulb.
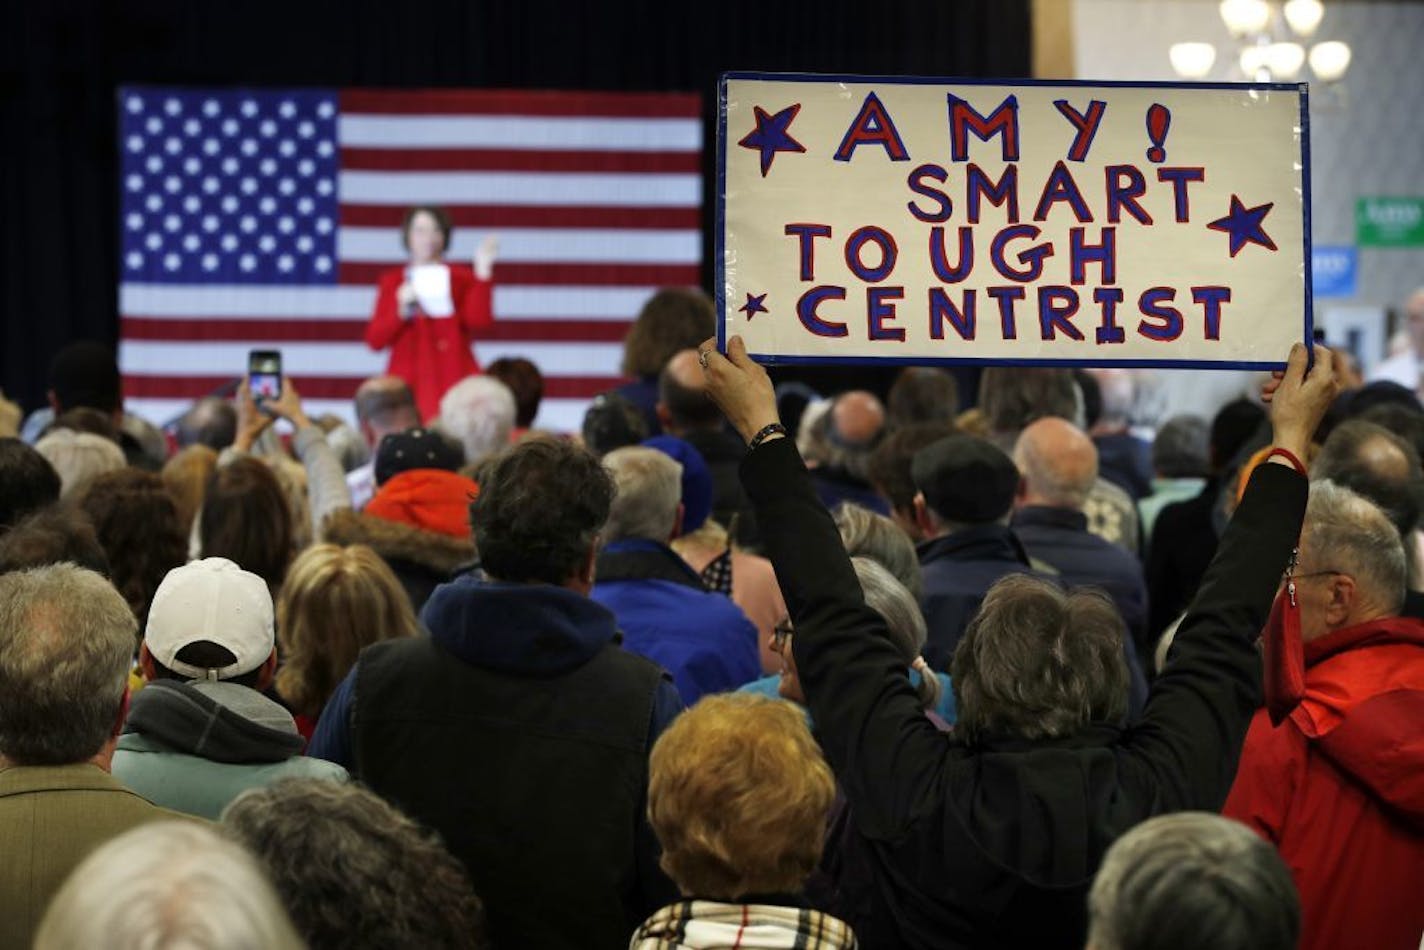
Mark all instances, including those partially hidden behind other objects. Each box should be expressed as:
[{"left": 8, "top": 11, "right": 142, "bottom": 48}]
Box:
[
  {"left": 1266, "top": 42, "right": 1307, "bottom": 79},
  {"left": 1169, "top": 42, "right": 1218, "bottom": 79},
  {"left": 1240, "top": 45, "right": 1271, "bottom": 77},
  {"left": 1283, "top": 0, "right": 1325, "bottom": 37},
  {"left": 1309, "top": 40, "right": 1352, "bottom": 81},
  {"left": 1220, "top": 0, "right": 1271, "bottom": 37}
]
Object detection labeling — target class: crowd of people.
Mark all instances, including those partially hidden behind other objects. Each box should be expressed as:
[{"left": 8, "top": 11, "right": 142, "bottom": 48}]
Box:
[{"left": 0, "top": 279, "right": 1422, "bottom": 950}]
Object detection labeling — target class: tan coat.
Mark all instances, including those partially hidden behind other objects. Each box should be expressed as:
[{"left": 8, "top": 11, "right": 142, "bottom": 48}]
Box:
[{"left": 0, "top": 763, "right": 199, "bottom": 948}]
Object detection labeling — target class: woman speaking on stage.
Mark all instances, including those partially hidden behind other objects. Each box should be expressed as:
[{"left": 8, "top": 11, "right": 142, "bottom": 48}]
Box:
[{"left": 364, "top": 205, "right": 497, "bottom": 422}]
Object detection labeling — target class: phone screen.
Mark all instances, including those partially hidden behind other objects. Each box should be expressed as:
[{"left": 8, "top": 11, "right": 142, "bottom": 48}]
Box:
[{"left": 248, "top": 351, "right": 282, "bottom": 401}]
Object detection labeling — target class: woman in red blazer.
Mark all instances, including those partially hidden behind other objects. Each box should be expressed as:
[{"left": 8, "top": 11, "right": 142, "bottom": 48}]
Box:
[{"left": 364, "top": 205, "right": 496, "bottom": 422}]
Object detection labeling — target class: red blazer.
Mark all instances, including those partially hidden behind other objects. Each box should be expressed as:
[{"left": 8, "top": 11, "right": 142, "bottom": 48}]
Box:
[
  {"left": 1224, "top": 617, "right": 1424, "bottom": 950},
  {"left": 365, "top": 263, "right": 493, "bottom": 422}
]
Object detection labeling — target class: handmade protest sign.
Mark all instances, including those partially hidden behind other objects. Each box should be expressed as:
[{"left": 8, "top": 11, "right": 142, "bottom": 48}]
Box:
[{"left": 717, "top": 73, "right": 1310, "bottom": 368}]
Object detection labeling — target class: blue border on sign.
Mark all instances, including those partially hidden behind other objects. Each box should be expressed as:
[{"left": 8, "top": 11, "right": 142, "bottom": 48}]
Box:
[
  {"left": 1299, "top": 82, "right": 1314, "bottom": 350},
  {"left": 714, "top": 71, "right": 1313, "bottom": 369},
  {"left": 716, "top": 76, "right": 730, "bottom": 355},
  {"left": 748, "top": 353, "right": 1286, "bottom": 371}
]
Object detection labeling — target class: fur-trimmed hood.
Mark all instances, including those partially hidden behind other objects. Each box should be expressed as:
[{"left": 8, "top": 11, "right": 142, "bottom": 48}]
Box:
[{"left": 323, "top": 507, "right": 475, "bottom": 576}]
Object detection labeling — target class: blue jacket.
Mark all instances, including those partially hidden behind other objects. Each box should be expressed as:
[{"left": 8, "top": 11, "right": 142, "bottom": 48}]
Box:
[
  {"left": 309, "top": 575, "right": 683, "bottom": 768},
  {"left": 592, "top": 539, "right": 761, "bottom": 707},
  {"left": 1011, "top": 505, "right": 1150, "bottom": 711},
  {"left": 917, "top": 524, "right": 1041, "bottom": 671}
]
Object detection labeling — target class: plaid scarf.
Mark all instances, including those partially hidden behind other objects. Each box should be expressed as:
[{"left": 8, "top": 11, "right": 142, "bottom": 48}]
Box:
[{"left": 630, "top": 900, "right": 858, "bottom": 949}]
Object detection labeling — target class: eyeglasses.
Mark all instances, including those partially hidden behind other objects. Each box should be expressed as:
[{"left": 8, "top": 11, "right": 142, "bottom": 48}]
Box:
[
  {"left": 1283, "top": 568, "right": 1347, "bottom": 605},
  {"left": 772, "top": 621, "right": 794, "bottom": 650}
]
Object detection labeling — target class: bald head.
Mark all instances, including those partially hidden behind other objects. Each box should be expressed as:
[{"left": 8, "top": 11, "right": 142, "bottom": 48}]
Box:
[
  {"left": 1014, "top": 417, "right": 1098, "bottom": 509},
  {"left": 832, "top": 391, "right": 886, "bottom": 447},
  {"left": 1314, "top": 419, "right": 1424, "bottom": 541},
  {"left": 176, "top": 397, "right": 237, "bottom": 450},
  {"left": 1356, "top": 435, "right": 1413, "bottom": 479},
  {"left": 658, "top": 349, "right": 720, "bottom": 432},
  {"left": 354, "top": 376, "right": 419, "bottom": 446}
]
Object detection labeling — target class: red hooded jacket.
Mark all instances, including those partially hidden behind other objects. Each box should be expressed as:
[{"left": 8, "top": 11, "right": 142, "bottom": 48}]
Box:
[{"left": 1224, "top": 617, "right": 1424, "bottom": 950}]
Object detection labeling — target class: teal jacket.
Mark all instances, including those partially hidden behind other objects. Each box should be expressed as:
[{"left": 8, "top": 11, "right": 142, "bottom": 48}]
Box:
[{"left": 113, "top": 679, "right": 347, "bottom": 820}]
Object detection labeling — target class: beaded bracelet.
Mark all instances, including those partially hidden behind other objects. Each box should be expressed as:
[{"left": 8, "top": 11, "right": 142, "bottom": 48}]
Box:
[{"left": 748, "top": 423, "right": 788, "bottom": 450}]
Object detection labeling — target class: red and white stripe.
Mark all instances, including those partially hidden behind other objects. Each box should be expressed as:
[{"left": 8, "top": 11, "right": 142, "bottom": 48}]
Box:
[{"left": 120, "top": 89, "right": 703, "bottom": 433}]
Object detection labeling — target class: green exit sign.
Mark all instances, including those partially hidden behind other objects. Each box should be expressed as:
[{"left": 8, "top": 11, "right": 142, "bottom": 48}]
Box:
[{"left": 1357, "top": 197, "right": 1424, "bottom": 247}]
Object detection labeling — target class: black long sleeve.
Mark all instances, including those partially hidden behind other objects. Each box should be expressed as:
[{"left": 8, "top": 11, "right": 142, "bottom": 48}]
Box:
[{"left": 743, "top": 437, "right": 1308, "bottom": 836}]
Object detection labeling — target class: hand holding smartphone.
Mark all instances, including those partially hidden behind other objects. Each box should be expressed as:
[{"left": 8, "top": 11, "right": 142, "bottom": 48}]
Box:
[{"left": 247, "top": 350, "right": 283, "bottom": 404}]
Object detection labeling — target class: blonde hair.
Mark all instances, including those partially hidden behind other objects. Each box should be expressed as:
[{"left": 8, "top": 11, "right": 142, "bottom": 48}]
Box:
[
  {"left": 262, "top": 454, "right": 312, "bottom": 551},
  {"left": 34, "top": 821, "right": 305, "bottom": 950},
  {"left": 648, "top": 693, "right": 836, "bottom": 899},
  {"left": 275, "top": 544, "right": 419, "bottom": 719},
  {"left": 162, "top": 445, "right": 218, "bottom": 536}
]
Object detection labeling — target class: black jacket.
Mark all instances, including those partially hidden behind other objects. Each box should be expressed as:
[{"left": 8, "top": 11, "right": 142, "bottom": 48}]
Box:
[
  {"left": 742, "top": 438, "right": 1305, "bottom": 949},
  {"left": 351, "top": 577, "right": 679, "bottom": 950},
  {"left": 1145, "top": 479, "right": 1224, "bottom": 644}
]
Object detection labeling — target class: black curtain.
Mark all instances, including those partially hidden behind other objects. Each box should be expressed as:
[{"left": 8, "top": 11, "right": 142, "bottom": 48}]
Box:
[{"left": 0, "top": 0, "right": 1031, "bottom": 414}]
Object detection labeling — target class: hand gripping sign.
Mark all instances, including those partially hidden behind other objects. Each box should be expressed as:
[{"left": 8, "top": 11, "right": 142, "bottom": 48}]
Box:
[{"left": 717, "top": 73, "right": 1310, "bottom": 369}]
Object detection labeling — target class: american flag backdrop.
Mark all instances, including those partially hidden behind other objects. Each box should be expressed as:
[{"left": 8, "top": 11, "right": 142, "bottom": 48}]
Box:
[{"left": 116, "top": 87, "right": 704, "bottom": 431}]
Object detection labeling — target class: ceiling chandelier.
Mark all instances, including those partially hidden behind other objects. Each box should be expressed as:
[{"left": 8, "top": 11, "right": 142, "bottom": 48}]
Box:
[{"left": 1169, "top": 0, "right": 1351, "bottom": 83}]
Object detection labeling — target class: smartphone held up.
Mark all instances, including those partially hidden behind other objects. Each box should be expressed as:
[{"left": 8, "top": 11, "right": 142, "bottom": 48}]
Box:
[{"left": 247, "top": 350, "right": 282, "bottom": 402}]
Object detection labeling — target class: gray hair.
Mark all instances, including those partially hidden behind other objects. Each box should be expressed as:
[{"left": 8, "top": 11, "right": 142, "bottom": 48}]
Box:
[
  {"left": 34, "top": 428, "right": 126, "bottom": 500},
  {"left": 436, "top": 376, "right": 516, "bottom": 466},
  {"left": 223, "top": 779, "right": 486, "bottom": 949},
  {"left": 834, "top": 502, "right": 923, "bottom": 600},
  {"left": 852, "top": 557, "right": 940, "bottom": 710},
  {"left": 34, "top": 821, "right": 305, "bottom": 950},
  {"left": 602, "top": 447, "right": 682, "bottom": 543},
  {"left": 0, "top": 564, "right": 135, "bottom": 764},
  {"left": 1304, "top": 479, "right": 1407, "bottom": 615},
  {"left": 1087, "top": 812, "right": 1299, "bottom": 950},
  {"left": 1093, "top": 369, "right": 1135, "bottom": 426},
  {"left": 1152, "top": 415, "right": 1210, "bottom": 478},
  {"left": 951, "top": 573, "right": 1128, "bottom": 743},
  {"left": 795, "top": 399, "right": 832, "bottom": 465}
]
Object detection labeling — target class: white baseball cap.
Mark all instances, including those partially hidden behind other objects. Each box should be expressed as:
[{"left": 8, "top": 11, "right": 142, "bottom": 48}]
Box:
[{"left": 144, "top": 557, "right": 275, "bottom": 681}]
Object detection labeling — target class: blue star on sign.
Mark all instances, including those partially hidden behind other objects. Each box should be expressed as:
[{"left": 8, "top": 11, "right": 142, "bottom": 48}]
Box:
[
  {"left": 738, "top": 104, "right": 806, "bottom": 177},
  {"left": 1207, "top": 195, "right": 1278, "bottom": 258},
  {"left": 739, "top": 292, "right": 769, "bottom": 320}
]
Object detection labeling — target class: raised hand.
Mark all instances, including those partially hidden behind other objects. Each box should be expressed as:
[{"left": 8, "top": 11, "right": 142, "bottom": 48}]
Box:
[
  {"left": 697, "top": 335, "right": 780, "bottom": 444},
  {"left": 473, "top": 236, "right": 499, "bottom": 281},
  {"left": 234, "top": 383, "right": 276, "bottom": 452},
  {"left": 1263, "top": 342, "right": 1340, "bottom": 461},
  {"left": 264, "top": 378, "right": 312, "bottom": 430}
]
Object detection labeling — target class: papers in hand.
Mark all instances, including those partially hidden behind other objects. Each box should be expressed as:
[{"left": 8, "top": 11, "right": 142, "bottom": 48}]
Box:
[{"left": 408, "top": 264, "right": 455, "bottom": 318}]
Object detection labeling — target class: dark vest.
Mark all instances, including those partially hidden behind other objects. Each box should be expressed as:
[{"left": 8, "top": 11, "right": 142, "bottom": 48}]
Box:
[{"left": 354, "top": 635, "right": 665, "bottom": 950}]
